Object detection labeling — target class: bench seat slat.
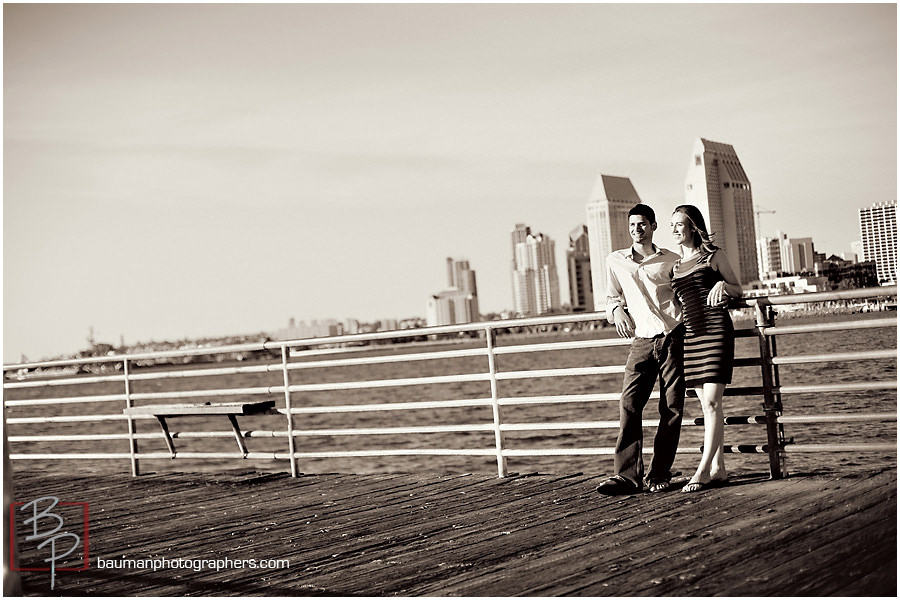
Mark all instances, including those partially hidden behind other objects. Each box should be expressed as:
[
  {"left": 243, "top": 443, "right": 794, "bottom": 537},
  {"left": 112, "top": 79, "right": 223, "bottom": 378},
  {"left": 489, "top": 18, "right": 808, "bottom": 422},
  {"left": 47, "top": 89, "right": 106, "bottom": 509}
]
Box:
[{"left": 124, "top": 401, "right": 276, "bottom": 417}]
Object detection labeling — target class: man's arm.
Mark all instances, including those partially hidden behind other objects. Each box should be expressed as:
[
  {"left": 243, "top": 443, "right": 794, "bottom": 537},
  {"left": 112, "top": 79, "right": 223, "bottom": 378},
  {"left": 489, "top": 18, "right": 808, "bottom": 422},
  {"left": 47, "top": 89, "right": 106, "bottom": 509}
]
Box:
[{"left": 606, "top": 256, "right": 635, "bottom": 338}]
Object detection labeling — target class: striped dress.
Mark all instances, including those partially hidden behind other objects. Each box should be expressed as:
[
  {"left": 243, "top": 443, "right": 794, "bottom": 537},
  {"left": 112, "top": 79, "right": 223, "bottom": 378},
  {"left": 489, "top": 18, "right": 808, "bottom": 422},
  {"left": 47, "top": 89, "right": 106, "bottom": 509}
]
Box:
[{"left": 671, "top": 250, "right": 735, "bottom": 387}]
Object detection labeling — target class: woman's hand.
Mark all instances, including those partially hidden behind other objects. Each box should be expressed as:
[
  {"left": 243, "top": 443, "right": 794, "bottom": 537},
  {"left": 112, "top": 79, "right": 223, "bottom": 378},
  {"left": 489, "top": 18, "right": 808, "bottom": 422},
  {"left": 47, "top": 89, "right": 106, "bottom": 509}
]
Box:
[{"left": 707, "top": 280, "right": 728, "bottom": 307}]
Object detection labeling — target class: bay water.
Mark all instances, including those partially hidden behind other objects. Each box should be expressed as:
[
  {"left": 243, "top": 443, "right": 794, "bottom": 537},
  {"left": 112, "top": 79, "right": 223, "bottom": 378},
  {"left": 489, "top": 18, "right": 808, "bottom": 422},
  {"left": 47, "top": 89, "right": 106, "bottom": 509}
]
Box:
[{"left": 5, "top": 312, "right": 896, "bottom": 478}]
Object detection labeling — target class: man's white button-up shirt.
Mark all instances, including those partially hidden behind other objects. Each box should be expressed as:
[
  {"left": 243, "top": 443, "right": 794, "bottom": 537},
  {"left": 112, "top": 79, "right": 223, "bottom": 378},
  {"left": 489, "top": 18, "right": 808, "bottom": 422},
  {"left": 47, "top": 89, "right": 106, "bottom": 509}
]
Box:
[{"left": 605, "top": 246, "right": 682, "bottom": 338}]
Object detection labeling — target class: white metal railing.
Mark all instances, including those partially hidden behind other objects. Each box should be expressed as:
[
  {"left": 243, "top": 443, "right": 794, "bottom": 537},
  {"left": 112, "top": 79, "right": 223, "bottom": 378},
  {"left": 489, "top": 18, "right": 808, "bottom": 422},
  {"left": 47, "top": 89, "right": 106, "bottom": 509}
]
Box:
[{"left": 4, "top": 286, "right": 897, "bottom": 479}]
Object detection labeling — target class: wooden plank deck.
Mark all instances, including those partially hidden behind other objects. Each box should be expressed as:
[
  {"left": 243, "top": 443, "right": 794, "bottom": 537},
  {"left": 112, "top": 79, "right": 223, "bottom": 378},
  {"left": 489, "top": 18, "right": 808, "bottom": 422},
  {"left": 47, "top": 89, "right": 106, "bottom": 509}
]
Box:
[{"left": 8, "top": 466, "right": 896, "bottom": 597}]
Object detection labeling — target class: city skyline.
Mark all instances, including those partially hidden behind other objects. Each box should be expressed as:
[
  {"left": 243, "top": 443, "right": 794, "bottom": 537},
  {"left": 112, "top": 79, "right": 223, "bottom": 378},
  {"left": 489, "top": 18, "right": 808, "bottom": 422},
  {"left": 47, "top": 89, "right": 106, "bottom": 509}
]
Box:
[{"left": 4, "top": 3, "right": 896, "bottom": 362}]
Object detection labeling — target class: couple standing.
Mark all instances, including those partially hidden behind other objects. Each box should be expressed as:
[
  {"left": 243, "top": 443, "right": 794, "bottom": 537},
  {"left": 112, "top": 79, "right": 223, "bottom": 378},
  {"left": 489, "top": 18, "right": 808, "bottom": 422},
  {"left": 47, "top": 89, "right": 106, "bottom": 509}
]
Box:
[{"left": 596, "top": 203, "right": 742, "bottom": 495}]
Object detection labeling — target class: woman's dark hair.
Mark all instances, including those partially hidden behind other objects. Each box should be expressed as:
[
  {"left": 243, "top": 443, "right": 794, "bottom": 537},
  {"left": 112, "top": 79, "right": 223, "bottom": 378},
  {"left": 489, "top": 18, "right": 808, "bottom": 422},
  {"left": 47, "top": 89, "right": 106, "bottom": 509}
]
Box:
[
  {"left": 628, "top": 203, "right": 656, "bottom": 224},
  {"left": 673, "top": 204, "right": 719, "bottom": 253}
]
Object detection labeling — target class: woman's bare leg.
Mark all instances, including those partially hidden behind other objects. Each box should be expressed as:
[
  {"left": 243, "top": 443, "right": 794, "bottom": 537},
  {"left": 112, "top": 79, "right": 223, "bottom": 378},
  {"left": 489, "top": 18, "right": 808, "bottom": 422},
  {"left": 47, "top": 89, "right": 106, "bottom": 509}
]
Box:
[{"left": 684, "top": 382, "right": 727, "bottom": 491}]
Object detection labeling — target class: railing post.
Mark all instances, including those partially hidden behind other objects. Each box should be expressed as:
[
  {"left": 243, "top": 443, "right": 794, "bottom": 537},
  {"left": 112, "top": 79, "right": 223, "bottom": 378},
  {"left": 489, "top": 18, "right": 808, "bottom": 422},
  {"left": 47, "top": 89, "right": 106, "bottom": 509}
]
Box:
[
  {"left": 754, "top": 303, "right": 787, "bottom": 479},
  {"left": 281, "top": 345, "right": 299, "bottom": 477},
  {"left": 485, "top": 326, "right": 508, "bottom": 478},
  {"left": 123, "top": 358, "right": 140, "bottom": 477}
]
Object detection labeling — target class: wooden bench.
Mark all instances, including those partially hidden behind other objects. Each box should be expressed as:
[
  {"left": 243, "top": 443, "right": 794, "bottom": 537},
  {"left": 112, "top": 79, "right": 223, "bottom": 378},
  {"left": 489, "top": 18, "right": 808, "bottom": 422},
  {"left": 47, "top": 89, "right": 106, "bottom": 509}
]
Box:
[{"left": 123, "top": 400, "right": 277, "bottom": 458}]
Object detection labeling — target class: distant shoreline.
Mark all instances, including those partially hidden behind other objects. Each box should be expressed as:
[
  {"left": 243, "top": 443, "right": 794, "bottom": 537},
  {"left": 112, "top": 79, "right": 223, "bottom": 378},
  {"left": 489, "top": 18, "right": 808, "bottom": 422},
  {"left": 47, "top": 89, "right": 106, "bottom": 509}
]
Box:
[{"left": 730, "top": 298, "right": 896, "bottom": 323}]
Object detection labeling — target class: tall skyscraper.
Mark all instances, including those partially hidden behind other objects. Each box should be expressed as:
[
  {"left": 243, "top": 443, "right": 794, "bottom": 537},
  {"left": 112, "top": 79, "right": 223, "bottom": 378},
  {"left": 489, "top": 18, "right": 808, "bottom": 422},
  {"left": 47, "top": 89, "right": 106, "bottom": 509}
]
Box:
[
  {"left": 566, "top": 225, "right": 594, "bottom": 312},
  {"left": 446, "top": 257, "right": 479, "bottom": 319},
  {"left": 684, "top": 138, "right": 759, "bottom": 285},
  {"left": 859, "top": 200, "right": 897, "bottom": 284},
  {"left": 511, "top": 223, "right": 531, "bottom": 256},
  {"left": 585, "top": 174, "right": 642, "bottom": 306},
  {"left": 511, "top": 226, "right": 561, "bottom": 316},
  {"left": 426, "top": 257, "right": 480, "bottom": 326}
]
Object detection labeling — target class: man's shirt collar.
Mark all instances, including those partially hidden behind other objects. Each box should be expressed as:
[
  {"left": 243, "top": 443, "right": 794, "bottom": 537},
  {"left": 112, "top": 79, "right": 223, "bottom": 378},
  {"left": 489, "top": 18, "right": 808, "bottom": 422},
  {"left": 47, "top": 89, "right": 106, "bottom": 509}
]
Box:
[{"left": 615, "top": 244, "right": 666, "bottom": 262}]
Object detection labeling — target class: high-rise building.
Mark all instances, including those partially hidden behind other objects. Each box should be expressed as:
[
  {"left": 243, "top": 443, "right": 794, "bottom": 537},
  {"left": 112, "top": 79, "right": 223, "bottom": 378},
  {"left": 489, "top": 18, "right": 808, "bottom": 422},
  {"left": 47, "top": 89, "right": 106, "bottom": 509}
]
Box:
[
  {"left": 858, "top": 200, "right": 897, "bottom": 284},
  {"left": 566, "top": 225, "right": 594, "bottom": 312},
  {"left": 446, "top": 257, "right": 479, "bottom": 320},
  {"left": 756, "top": 236, "right": 782, "bottom": 277},
  {"left": 511, "top": 223, "right": 531, "bottom": 256},
  {"left": 426, "top": 257, "right": 480, "bottom": 326},
  {"left": 684, "top": 138, "right": 759, "bottom": 285},
  {"left": 511, "top": 226, "right": 561, "bottom": 316},
  {"left": 585, "top": 174, "right": 642, "bottom": 306},
  {"left": 758, "top": 232, "right": 817, "bottom": 278},
  {"left": 781, "top": 235, "right": 816, "bottom": 274}
]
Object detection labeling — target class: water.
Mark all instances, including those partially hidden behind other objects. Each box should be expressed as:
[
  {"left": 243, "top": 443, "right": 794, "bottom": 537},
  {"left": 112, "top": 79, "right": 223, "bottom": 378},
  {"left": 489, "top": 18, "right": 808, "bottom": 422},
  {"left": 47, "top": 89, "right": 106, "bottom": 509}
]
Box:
[{"left": 4, "top": 313, "right": 896, "bottom": 478}]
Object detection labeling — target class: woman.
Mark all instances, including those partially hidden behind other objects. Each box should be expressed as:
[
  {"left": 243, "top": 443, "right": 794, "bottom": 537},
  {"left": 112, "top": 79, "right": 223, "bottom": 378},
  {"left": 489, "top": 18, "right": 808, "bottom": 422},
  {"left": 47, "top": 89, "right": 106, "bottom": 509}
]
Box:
[{"left": 670, "top": 205, "right": 742, "bottom": 492}]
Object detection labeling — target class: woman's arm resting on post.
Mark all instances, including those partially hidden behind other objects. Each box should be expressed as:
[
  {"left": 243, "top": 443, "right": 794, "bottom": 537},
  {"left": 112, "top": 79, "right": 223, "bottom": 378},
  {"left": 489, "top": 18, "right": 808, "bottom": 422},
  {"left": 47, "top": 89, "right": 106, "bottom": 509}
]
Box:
[{"left": 708, "top": 251, "right": 743, "bottom": 306}]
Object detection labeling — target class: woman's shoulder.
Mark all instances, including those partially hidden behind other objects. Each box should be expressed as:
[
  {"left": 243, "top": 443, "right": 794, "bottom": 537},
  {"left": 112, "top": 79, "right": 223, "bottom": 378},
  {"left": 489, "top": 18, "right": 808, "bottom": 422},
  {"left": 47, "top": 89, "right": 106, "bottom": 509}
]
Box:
[{"left": 702, "top": 247, "right": 722, "bottom": 264}]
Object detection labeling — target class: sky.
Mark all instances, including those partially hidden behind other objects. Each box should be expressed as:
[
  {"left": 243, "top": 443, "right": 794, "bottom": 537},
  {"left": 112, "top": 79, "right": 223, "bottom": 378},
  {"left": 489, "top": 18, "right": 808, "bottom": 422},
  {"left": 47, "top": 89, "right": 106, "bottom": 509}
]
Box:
[{"left": 3, "top": 2, "right": 897, "bottom": 363}]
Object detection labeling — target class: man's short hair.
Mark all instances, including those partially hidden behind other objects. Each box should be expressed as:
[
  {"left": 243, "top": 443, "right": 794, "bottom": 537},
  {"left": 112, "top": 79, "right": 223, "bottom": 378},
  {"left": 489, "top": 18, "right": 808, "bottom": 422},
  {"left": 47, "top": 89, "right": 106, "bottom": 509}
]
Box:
[{"left": 628, "top": 204, "right": 656, "bottom": 224}]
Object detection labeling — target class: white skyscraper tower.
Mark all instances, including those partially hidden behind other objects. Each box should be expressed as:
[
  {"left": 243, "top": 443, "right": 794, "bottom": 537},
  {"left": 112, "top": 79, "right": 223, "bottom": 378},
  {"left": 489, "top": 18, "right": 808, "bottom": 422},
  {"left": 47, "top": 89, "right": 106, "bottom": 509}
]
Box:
[
  {"left": 426, "top": 257, "right": 480, "bottom": 326},
  {"left": 859, "top": 200, "right": 897, "bottom": 284},
  {"left": 586, "top": 174, "right": 642, "bottom": 308},
  {"left": 511, "top": 226, "right": 561, "bottom": 317},
  {"left": 684, "top": 138, "right": 759, "bottom": 285}
]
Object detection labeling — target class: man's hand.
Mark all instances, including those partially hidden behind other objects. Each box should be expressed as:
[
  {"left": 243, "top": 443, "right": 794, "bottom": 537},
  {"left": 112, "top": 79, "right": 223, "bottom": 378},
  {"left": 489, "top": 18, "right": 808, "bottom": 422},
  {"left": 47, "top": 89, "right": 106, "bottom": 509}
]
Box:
[{"left": 612, "top": 306, "right": 635, "bottom": 338}]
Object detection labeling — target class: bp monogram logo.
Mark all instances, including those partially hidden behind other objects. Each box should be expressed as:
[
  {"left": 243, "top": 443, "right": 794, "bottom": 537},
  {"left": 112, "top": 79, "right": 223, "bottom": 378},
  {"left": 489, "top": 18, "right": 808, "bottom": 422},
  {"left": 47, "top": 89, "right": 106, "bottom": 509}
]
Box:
[{"left": 11, "top": 496, "right": 90, "bottom": 590}]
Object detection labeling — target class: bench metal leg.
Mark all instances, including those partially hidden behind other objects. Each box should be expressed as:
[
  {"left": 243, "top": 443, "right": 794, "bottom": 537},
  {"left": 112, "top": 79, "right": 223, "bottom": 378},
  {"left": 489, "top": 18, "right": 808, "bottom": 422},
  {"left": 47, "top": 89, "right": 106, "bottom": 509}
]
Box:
[
  {"left": 228, "top": 415, "right": 249, "bottom": 457},
  {"left": 155, "top": 416, "right": 177, "bottom": 458}
]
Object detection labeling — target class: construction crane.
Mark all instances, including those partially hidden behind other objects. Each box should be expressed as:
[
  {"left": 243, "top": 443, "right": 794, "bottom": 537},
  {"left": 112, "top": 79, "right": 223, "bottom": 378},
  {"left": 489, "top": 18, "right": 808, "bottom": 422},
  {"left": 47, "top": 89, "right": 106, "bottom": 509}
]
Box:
[{"left": 755, "top": 206, "right": 776, "bottom": 239}]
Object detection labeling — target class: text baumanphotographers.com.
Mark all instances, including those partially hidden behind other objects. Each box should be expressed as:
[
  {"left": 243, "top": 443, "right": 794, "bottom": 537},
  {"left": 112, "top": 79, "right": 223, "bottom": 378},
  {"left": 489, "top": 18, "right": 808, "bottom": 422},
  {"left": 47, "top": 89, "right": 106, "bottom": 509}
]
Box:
[{"left": 95, "top": 556, "right": 290, "bottom": 572}]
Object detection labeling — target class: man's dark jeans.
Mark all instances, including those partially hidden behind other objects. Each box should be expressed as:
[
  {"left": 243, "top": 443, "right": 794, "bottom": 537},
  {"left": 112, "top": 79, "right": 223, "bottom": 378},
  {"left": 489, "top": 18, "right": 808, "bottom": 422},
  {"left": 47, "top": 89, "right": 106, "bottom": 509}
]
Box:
[{"left": 613, "top": 327, "right": 685, "bottom": 487}]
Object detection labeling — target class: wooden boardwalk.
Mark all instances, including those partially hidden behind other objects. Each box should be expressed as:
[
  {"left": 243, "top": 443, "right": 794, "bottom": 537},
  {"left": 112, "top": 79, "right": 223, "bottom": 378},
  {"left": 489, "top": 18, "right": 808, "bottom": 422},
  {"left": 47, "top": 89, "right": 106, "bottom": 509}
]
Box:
[{"left": 8, "top": 466, "right": 896, "bottom": 597}]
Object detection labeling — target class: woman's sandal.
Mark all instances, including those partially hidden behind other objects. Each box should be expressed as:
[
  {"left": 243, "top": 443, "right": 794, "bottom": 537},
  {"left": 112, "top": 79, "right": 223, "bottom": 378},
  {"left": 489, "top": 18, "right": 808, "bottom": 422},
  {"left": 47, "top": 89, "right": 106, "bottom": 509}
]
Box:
[{"left": 682, "top": 479, "right": 728, "bottom": 493}]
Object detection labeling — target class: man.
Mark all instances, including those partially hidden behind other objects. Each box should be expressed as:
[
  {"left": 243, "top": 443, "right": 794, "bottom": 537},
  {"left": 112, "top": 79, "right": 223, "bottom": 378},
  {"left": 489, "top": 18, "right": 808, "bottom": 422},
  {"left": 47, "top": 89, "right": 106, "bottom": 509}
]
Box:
[{"left": 596, "top": 204, "right": 685, "bottom": 495}]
